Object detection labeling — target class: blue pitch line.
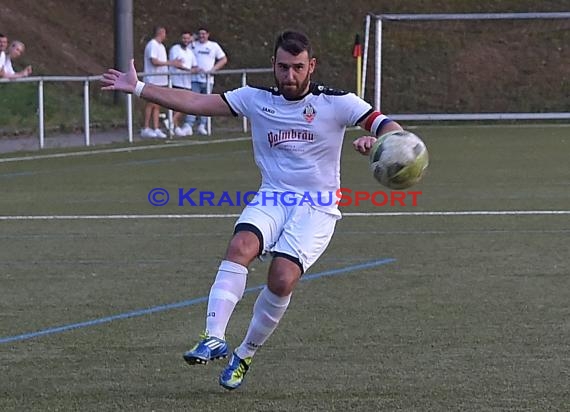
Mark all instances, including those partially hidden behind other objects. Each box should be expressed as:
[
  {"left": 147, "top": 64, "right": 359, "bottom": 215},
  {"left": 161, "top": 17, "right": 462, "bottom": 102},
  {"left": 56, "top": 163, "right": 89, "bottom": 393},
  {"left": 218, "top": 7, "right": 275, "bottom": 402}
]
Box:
[{"left": 0, "top": 258, "right": 395, "bottom": 345}]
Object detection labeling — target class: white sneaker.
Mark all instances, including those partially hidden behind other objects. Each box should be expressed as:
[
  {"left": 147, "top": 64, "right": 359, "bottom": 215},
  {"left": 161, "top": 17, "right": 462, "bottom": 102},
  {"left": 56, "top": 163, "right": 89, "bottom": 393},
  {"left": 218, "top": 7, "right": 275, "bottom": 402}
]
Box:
[
  {"left": 181, "top": 123, "right": 193, "bottom": 136},
  {"left": 141, "top": 127, "right": 157, "bottom": 138},
  {"left": 197, "top": 124, "right": 208, "bottom": 135},
  {"left": 174, "top": 126, "right": 186, "bottom": 137},
  {"left": 154, "top": 129, "right": 167, "bottom": 139}
]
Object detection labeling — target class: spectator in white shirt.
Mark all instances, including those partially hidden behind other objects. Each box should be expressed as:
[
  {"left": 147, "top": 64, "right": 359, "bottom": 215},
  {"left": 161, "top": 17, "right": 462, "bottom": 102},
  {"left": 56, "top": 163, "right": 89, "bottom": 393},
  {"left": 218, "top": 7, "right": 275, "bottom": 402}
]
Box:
[
  {"left": 0, "top": 40, "right": 32, "bottom": 79},
  {"left": 188, "top": 27, "right": 228, "bottom": 135},
  {"left": 141, "top": 26, "right": 183, "bottom": 138},
  {"left": 0, "top": 33, "right": 8, "bottom": 54},
  {"left": 169, "top": 31, "right": 201, "bottom": 137},
  {"left": 0, "top": 34, "right": 7, "bottom": 74}
]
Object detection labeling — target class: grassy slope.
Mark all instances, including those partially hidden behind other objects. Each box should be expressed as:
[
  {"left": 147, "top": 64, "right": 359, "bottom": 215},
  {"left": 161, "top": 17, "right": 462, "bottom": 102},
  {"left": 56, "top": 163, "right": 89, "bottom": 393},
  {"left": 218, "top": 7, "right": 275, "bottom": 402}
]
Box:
[{"left": 0, "top": 0, "right": 569, "bottom": 134}]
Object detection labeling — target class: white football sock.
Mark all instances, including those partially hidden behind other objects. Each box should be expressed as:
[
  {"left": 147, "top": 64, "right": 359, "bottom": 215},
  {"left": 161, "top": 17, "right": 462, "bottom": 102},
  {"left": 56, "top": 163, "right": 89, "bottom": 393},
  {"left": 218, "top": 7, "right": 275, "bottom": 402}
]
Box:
[
  {"left": 235, "top": 287, "right": 291, "bottom": 359},
  {"left": 205, "top": 260, "right": 247, "bottom": 339}
]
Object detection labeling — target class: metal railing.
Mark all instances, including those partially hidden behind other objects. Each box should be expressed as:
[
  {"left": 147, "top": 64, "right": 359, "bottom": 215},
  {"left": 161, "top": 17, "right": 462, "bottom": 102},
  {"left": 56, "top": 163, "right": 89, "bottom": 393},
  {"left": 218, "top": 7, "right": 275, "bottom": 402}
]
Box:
[{"left": 0, "top": 68, "right": 272, "bottom": 148}]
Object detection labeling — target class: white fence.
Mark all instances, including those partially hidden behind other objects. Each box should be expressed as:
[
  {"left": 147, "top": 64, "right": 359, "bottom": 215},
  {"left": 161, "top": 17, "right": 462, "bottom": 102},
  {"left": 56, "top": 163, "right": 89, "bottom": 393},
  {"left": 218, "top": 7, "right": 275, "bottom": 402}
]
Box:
[{"left": 0, "top": 68, "right": 272, "bottom": 148}]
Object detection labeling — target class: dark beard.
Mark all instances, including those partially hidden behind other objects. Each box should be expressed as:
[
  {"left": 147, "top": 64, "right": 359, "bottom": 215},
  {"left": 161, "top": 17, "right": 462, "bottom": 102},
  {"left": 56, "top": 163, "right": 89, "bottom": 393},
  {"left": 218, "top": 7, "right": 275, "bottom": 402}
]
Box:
[{"left": 274, "top": 71, "right": 311, "bottom": 100}]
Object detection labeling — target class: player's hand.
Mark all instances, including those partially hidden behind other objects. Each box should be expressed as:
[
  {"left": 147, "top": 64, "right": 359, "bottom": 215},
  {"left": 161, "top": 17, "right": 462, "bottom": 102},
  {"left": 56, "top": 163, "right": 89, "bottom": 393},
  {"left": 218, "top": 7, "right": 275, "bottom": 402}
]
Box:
[
  {"left": 353, "top": 136, "right": 377, "bottom": 156},
  {"left": 101, "top": 58, "right": 138, "bottom": 94}
]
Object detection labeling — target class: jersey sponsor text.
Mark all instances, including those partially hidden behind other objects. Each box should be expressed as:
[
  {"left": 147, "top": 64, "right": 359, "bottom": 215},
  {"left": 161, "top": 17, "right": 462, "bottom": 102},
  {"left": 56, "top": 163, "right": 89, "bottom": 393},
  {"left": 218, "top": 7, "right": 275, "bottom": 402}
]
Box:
[{"left": 267, "top": 129, "right": 315, "bottom": 147}]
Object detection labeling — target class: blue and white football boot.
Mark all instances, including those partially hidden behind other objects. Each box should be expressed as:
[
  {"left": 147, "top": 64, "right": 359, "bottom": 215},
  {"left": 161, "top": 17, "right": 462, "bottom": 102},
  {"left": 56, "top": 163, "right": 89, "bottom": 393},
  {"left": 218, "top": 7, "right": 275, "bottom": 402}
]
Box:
[
  {"left": 219, "top": 352, "right": 253, "bottom": 390},
  {"left": 183, "top": 332, "right": 229, "bottom": 365}
]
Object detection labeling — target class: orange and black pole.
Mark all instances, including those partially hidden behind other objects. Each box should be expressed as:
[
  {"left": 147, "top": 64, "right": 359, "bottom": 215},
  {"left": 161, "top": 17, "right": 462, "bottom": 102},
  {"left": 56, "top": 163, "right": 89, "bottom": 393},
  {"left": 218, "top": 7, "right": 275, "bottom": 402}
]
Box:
[{"left": 352, "top": 34, "right": 362, "bottom": 96}]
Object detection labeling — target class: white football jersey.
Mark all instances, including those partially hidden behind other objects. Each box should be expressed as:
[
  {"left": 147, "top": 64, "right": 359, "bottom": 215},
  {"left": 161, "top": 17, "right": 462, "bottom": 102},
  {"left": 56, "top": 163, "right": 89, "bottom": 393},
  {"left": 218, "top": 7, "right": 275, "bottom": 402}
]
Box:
[{"left": 223, "top": 83, "right": 373, "bottom": 214}]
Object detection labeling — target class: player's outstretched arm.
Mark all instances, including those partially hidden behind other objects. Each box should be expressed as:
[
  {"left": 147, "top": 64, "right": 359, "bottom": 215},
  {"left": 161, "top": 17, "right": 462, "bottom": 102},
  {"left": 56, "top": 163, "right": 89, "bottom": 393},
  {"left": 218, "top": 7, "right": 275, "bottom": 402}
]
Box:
[{"left": 100, "top": 59, "right": 232, "bottom": 117}]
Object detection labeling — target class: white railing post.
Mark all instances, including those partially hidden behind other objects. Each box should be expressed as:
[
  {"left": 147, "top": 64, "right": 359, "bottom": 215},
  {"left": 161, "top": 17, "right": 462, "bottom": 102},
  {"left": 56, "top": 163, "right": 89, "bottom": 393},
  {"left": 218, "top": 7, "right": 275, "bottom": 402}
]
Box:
[
  {"left": 127, "top": 93, "right": 133, "bottom": 143},
  {"left": 375, "top": 18, "right": 382, "bottom": 112},
  {"left": 362, "top": 14, "right": 371, "bottom": 99},
  {"left": 206, "top": 74, "right": 212, "bottom": 135},
  {"left": 38, "top": 79, "right": 45, "bottom": 149},
  {"left": 242, "top": 72, "right": 248, "bottom": 133},
  {"left": 83, "top": 80, "right": 90, "bottom": 146},
  {"left": 167, "top": 75, "right": 173, "bottom": 138}
]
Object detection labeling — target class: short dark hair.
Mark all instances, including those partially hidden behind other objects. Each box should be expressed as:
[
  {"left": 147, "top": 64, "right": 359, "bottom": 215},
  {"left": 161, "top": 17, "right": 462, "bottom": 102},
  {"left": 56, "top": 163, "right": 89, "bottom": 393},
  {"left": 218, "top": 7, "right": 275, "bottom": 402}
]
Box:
[
  {"left": 153, "top": 26, "right": 166, "bottom": 37},
  {"left": 273, "top": 30, "right": 312, "bottom": 58}
]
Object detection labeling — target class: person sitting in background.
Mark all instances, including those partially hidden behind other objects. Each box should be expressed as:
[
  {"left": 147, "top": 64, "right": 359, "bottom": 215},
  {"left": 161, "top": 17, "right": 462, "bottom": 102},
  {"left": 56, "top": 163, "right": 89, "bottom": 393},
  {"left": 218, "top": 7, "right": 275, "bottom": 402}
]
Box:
[{"left": 0, "top": 40, "right": 32, "bottom": 79}]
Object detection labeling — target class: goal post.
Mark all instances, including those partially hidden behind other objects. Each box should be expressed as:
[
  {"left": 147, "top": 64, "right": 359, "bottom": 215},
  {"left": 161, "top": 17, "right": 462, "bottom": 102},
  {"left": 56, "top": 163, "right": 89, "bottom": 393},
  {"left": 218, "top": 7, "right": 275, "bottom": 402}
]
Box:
[{"left": 362, "top": 12, "right": 570, "bottom": 121}]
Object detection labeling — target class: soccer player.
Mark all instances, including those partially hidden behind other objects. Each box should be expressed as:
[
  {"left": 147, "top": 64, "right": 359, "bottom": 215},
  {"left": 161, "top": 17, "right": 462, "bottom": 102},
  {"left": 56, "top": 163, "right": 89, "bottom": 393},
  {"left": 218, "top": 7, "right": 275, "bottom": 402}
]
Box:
[{"left": 101, "top": 30, "right": 403, "bottom": 390}]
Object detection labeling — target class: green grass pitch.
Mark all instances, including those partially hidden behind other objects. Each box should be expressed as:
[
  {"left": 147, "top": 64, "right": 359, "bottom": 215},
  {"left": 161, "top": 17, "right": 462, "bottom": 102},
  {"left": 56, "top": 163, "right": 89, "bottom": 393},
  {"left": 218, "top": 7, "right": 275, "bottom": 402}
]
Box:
[{"left": 0, "top": 125, "right": 569, "bottom": 411}]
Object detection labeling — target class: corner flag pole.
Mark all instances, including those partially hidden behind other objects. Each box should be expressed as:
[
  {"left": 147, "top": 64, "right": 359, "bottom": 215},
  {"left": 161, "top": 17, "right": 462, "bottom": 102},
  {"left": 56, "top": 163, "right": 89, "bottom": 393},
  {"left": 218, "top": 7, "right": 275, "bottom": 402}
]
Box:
[{"left": 352, "top": 34, "right": 362, "bottom": 96}]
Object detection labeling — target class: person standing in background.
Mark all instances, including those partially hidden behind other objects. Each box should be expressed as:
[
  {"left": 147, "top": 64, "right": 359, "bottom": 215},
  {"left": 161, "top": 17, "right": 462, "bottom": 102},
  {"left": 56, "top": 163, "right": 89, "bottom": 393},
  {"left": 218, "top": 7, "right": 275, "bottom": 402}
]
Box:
[
  {"left": 141, "top": 26, "right": 183, "bottom": 138},
  {"left": 169, "top": 31, "right": 201, "bottom": 137},
  {"left": 187, "top": 27, "right": 228, "bottom": 135}
]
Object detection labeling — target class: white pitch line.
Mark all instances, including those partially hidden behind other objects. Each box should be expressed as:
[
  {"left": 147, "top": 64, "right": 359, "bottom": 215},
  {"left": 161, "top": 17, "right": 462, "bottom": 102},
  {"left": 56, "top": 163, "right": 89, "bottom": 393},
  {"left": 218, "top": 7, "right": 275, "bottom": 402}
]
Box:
[
  {"left": 0, "top": 210, "right": 569, "bottom": 221},
  {"left": 0, "top": 136, "right": 251, "bottom": 163}
]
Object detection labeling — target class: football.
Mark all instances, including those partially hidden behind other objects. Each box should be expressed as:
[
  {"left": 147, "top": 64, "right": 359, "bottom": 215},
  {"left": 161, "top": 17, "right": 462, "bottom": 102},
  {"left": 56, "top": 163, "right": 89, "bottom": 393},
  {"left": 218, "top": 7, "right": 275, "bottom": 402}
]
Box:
[{"left": 369, "top": 130, "right": 429, "bottom": 190}]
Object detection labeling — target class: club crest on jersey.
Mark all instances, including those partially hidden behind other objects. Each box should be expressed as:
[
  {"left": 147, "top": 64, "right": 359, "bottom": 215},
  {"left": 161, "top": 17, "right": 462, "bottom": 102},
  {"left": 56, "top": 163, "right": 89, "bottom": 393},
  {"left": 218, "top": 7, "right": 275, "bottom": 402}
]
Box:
[{"left": 303, "top": 104, "right": 316, "bottom": 123}]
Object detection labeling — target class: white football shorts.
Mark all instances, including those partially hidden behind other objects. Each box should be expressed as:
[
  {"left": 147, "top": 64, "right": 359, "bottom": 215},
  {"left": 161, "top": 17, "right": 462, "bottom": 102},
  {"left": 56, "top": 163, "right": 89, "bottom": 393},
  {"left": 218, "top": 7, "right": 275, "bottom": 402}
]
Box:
[{"left": 235, "top": 191, "right": 341, "bottom": 272}]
